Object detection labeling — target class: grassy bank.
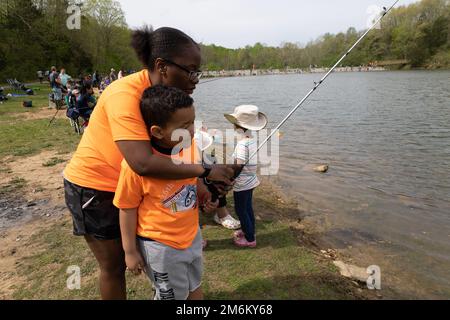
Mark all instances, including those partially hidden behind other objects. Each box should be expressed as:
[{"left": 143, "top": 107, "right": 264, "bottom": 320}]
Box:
[
  {"left": 0, "top": 84, "right": 80, "bottom": 159},
  {"left": 0, "top": 84, "right": 367, "bottom": 300},
  {"left": 0, "top": 173, "right": 366, "bottom": 299},
  {"left": 8, "top": 191, "right": 363, "bottom": 300}
]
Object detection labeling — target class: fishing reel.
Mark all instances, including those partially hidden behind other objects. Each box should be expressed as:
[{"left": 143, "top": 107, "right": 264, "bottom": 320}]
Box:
[{"left": 205, "top": 164, "right": 244, "bottom": 202}]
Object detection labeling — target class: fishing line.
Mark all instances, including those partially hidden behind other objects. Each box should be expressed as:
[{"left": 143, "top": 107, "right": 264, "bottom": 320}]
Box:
[
  {"left": 207, "top": 0, "right": 401, "bottom": 200},
  {"left": 237, "top": 0, "right": 401, "bottom": 174}
]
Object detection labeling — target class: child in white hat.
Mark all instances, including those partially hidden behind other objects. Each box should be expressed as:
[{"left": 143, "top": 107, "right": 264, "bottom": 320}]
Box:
[{"left": 224, "top": 105, "right": 268, "bottom": 248}]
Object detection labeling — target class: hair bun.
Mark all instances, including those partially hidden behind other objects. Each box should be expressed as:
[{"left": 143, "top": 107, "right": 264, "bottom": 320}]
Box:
[
  {"left": 131, "top": 25, "right": 154, "bottom": 68},
  {"left": 131, "top": 25, "right": 198, "bottom": 71}
]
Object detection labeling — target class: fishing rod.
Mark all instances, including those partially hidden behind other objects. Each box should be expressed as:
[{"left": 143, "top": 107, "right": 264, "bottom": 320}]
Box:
[
  {"left": 206, "top": 0, "right": 401, "bottom": 201},
  {"left": 233, "top": 0, "right": 400, "bottom": 176},
  {"left": 48, "top": 100, "right": 66, "bottom": 127}
]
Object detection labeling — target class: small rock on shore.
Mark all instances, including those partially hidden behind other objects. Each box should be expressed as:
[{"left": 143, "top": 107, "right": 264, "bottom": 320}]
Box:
[{"left": 314, "top": 165, "right": 329, "bottom": 173}]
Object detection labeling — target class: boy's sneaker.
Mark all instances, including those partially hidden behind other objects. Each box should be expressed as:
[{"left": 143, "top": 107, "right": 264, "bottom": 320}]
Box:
[{"left": 233, "top": 236, "right": 256, "bottom": 248}]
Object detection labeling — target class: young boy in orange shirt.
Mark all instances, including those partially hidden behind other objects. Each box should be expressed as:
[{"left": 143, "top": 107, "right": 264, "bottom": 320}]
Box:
[{"left": 113, "top": 85, "right": 217, "bottom": 300}]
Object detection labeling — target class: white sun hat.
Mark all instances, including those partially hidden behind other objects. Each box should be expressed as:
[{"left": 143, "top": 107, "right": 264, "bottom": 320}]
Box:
[{"left": 224, "top": 105, "right": 268, "bottom": 131}]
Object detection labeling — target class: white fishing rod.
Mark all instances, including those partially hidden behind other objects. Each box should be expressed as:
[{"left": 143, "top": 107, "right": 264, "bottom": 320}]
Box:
[{"left": 236, "top": 0, "right": 401, "bottom": 174}]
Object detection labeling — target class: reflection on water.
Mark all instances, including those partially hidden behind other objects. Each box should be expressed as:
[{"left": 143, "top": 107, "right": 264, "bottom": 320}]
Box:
[{"left": 194, "top": 71, "right": 450, "bottom": 298}]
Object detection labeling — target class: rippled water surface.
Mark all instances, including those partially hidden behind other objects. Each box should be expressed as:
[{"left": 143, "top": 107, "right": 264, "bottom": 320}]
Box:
[{"left": 193, "top": 71, "right": 450, "bottom": 297}]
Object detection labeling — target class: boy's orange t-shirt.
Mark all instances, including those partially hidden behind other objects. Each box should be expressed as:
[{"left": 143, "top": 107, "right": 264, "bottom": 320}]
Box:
[
  {"left": 64, "top": 69, "right": 151, "bottom": 192},
  {"left": 113, "top": 143, "right": 200, "bottom": 250}
]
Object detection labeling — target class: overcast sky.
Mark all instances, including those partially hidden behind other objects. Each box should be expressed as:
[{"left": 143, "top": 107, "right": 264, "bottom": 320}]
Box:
[{"left": 117, "top": 0, "right": 420, "bottom": 48}]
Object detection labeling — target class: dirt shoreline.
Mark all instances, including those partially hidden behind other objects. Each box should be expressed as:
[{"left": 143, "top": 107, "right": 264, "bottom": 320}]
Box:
[
  {"left": 2, "top": 80, "right": 446, "bottom": 299},
  {"left": 0, "top": 149, "right": 381, "bottom": 299},
  {"left": 1, "top": 145, "right": 440, "bottom": 298}
]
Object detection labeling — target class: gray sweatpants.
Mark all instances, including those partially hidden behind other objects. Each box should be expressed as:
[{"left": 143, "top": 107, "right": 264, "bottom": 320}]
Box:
[{"left": 138, "top": 229, "right": 203, "bottom": 300}]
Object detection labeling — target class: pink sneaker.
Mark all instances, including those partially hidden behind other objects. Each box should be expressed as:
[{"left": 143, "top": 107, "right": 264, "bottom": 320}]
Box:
[
  {"left": 202, "top": 239, "right": 208, "bottom": 250},
  {"left": 233, "top": 230, "right": 245, "bottom": 239},
  {"left": 233, "top": 236, "right": 256, "bottom": 248}
]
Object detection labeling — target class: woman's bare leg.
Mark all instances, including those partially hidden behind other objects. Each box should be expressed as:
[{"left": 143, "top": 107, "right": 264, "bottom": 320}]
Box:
[
  {"left": 84, "top": 235, "right": 127, "bottom": 300},
  {"left": 187, "top": 286, "right": 204, "bottom": 300},
  {"left": 216, "top": 206, "right": 229, "bottom": 219}
]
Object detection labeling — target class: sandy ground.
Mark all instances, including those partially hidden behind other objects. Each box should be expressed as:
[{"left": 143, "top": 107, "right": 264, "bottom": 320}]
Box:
[
  {"left": 19, "top": 108, "right": 67, "bottom": 121},
  {"left": 0, "top": 105, "right": 428, "bottom": 299},
  {"left": 0, "top": 150, "right": 70, "bottom": 298}
]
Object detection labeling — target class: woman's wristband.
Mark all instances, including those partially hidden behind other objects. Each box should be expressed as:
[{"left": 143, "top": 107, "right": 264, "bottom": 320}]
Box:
[{"left": 199, "top": 163, "right": 212, "bottom": 179}]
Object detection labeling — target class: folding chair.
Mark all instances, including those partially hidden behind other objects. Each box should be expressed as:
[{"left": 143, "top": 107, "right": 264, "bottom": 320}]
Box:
[
  {"left": 6, "top": 79, "right": 18, "bottom": 93},
  {"left": 65, "top": 93, "right": 92, "bottom": 135},
  {"left": 6, "top": 78, "right": 30, "bottom": 94}
]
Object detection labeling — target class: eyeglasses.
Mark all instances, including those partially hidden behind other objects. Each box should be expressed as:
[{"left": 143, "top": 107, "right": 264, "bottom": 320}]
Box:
[{"left": 163, "top": 59, "right": 203, "bottom": 81}]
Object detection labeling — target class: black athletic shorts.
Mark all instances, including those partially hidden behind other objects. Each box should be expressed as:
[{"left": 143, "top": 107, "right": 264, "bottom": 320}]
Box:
[{"left": 64, "top": 179, "right": 120, "bottom": 240}]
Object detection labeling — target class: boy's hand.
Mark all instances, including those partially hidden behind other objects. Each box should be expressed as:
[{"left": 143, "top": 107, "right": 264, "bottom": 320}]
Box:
[
  {"left": 197, "top": 186, "right": 219, "bottom": 213},
  {"left": 125, "top": 250, "right": 145, "bottom": 276},
  {"left": 199, "top": 190, "right": 218, "bottom": 213}
]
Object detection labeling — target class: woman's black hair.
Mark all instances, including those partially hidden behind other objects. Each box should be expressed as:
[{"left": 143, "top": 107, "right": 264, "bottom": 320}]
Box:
[{"left": 131, "top": 25, "right": 199, "bottom": 71}]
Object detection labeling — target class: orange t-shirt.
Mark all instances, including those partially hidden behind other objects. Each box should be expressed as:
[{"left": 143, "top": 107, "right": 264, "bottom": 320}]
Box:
[
  {"left": 64, "top": 69, "right": 151, "bottom": 192},
  {"left": 113, "top": 142, "right": 200, "bottom": 250}
]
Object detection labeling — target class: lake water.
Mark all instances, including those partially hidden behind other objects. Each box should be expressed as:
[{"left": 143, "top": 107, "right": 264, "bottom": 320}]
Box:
[{"left": 193, "top": 71, "right": 450, "bottom": 298}]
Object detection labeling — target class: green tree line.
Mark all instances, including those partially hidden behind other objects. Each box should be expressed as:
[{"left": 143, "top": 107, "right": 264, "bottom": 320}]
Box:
[
  {"left": 0, "top": 0, "right": 449, "bottom": 82},
  {"left": 201, "top": 0, "right": 450, "bottom": 70},
  {"left": 0, "top": 0, "right": 141, "bottom": 82}
]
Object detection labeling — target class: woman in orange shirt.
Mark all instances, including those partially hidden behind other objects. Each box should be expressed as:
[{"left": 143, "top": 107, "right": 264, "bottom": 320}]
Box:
[{"left": 63, "top": 26, "right": 235, "bottom": 300}]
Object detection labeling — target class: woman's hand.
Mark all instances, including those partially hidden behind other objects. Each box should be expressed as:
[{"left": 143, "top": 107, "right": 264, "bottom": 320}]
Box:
[
  {"left": 206, "top": 164, "right": 244, "bottom": 195},
  {"left": 125, "top": 250, "right": 145, "bottom": 276},
  {"left": 208, "top": 164, "right": 237, "bottom": 185}
]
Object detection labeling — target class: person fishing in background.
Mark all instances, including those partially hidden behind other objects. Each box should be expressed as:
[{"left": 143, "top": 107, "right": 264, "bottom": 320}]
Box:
[
  {"left": 37, "top": 70, "right": 44, "bottom": 84},
  {"left": 58, "top": 68, "right": 72, "bottom": 90},
  {"left": 76, "top": 83, "right": 97, "bottom": 125},
  {"left": 49, "top": 66, "right": 63, "bottom": 105}
]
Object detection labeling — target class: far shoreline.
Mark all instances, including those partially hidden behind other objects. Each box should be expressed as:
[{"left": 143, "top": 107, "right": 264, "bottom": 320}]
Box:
[
  {"left": 200, "top": 66, "right": 450, "bottom": 79},
  {"left": 2, "top": 67, "right": 447, "bottom": 88}
]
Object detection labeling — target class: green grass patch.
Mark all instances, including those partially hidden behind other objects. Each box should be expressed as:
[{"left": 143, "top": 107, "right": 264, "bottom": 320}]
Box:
[
  {"left": 0, "top": 84, "right": 52, "bottom": 117},
  {"left": 201, "top": 218, "right": 353, "bottom": 300},
  {"left": 43, "top": 157, "right": 66, "bottom": 167},
  {"left": 0, "top": 118, "right": 81, "bottom": 159},
  {"left": 12, "top": 218, "right": 152, "bottom": 300},
  {"left": 11, "top": 213, "right": 358, "bottom": 300},
  {"left": 0, "top": 177, "right": 27, "bottom": 196},
  {"left": 0, "top": 82, "right": 81, "bottom": 159}
]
